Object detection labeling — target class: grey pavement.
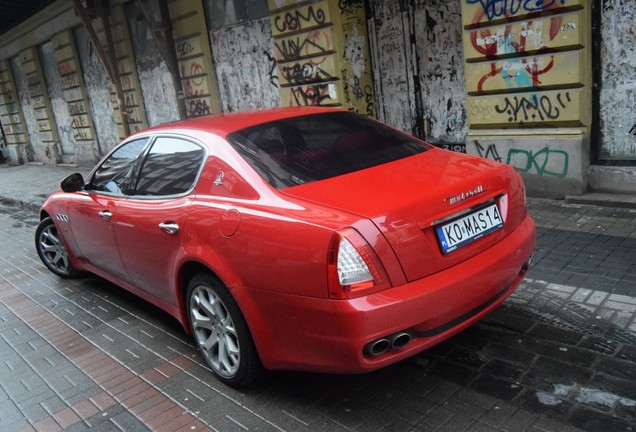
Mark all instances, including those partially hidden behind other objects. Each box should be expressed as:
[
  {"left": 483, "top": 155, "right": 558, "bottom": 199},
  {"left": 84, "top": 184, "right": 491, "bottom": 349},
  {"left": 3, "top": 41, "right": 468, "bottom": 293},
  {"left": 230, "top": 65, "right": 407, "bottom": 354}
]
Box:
[{"left": 0, "top": 161, "right": 635, "bottom": 431}]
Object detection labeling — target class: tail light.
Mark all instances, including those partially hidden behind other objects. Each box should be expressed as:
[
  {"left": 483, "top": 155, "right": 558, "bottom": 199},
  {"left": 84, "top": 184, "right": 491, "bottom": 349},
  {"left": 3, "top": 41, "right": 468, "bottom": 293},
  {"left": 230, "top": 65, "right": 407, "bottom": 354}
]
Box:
[{"left": 327, "top": 228, "right": 391, "bottom": 299}]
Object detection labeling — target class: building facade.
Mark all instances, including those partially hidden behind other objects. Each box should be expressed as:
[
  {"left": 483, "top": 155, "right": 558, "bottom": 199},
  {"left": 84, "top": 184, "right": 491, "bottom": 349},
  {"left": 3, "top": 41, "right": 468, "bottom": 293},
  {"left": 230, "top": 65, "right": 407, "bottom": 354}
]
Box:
[{"left": 0, "top": 0, "right": 634, "bottom": 197}]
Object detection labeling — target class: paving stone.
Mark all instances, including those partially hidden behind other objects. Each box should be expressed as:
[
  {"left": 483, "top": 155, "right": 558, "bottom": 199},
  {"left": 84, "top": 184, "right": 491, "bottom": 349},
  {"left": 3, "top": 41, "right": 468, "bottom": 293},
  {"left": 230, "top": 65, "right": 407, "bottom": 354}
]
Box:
[
  {"left": 469, "top": 375, "right": 524, "bottom": 401},
  {"left": 568, "top": 407, "right": 634, "bottom": 432}
]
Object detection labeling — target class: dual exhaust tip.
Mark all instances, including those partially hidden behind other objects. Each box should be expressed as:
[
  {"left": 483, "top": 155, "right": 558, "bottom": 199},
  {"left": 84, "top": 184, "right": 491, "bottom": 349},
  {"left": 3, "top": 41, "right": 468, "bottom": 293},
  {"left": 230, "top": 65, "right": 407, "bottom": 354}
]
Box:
[{"left": 364, "top": 331, "right": 413, "bottom": 357}]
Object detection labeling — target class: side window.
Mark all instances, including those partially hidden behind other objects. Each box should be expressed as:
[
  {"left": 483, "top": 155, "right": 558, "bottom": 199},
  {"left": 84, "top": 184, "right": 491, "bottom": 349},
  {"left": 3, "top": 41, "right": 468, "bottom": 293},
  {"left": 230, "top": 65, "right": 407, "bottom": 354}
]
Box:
[
  {"left": 90, "top": 138, "right": 149, "bottom": 194},
  {"left": 134, "top": 137, "right": 205, "bottom": 196}
]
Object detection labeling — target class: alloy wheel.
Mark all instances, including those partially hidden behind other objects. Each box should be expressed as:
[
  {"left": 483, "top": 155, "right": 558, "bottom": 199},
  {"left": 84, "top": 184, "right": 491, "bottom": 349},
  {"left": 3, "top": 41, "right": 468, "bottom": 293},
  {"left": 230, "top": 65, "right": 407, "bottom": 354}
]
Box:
[
  {"left": 189, "top": 284, "right": 241, "bottom": 378},
  {"left": 37, "top": 220, "right": 73, "bottom": 277}
]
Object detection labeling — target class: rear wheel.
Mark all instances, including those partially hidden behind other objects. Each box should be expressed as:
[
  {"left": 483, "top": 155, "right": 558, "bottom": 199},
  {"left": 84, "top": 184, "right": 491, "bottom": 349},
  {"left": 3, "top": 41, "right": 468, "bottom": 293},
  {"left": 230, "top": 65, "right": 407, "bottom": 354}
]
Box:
[
  {"left": 35, "top": 217, "right": 79, "bottom": 278},
  {"left": 187, "top": 273, "right": 260, "bottom": 386}
]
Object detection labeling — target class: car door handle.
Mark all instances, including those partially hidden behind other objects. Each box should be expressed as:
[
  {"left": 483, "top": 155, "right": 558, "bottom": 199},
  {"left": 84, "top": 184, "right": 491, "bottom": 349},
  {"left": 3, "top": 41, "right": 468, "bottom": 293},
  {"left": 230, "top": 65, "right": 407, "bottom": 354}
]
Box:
[
  {"left": 98, "top": 210, "right": 112, "bottom": 220},
  {"left": 159, "top": 222, "right": 179, "bottom": 235}
]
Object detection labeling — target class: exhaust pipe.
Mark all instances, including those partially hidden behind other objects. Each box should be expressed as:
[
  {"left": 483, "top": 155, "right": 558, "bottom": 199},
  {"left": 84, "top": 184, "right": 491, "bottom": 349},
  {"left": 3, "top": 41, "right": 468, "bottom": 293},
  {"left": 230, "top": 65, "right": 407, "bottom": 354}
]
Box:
[
  {"left": 364, "top": 331, "right": 414, "bottom": 357},
  {"left": 522, "top": 252, "right": 535, "bottom": 271},
  {"left": 364, "top": 338, "right": 390, "bottom": 356},
  {"left": 389, "top": 331, "right": 412, "bottom": 350}
]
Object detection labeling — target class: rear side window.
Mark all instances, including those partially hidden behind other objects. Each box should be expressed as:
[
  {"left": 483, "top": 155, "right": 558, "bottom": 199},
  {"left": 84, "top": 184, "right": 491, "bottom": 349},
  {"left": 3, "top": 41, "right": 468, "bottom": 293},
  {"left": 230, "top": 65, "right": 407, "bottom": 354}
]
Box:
[
  {"left": 227, "top": 112, "right": 429, "bottom": 189},
  {"left": 90, "top": 138, "right": 150, "bottom": 194},
  {"left": 134, "top": 137, "right": 205, "bottom": 196}
]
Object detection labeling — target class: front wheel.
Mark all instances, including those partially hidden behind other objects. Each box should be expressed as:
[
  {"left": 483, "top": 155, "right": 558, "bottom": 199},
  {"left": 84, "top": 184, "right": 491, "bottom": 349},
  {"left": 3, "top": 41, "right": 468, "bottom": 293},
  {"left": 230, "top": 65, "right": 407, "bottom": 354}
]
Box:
[
  {"left": 187, "top": 273, "right": 260, "bottom": 386},
  {"left": 35, "top": 217, "right": 80, "bottom": 278}
]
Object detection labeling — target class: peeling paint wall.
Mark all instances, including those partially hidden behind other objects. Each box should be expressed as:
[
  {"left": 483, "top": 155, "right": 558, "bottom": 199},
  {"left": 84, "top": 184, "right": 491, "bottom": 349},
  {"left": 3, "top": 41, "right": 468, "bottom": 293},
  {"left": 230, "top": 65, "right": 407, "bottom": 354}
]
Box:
[
  {"left": 210, "top": 17, "right": 280, "bottom": 112},
  {"left": 125, "top": 2, "right": 180, "bottom": 126},
  {"left": 74, "top": 27, "right": 119, "bottom": 156},
  {"left": 369, "top": 0, "right": 416, "bottom": 134},
  {"left": 40, "top": 40, "right": 76, "bottom": 163},
  {"left": 598, "top": 0, "right": 636, "bottom": 160},
  {"left": 415, "top": 0, "right": 466, "bottom": 145},
  {"left": 11, "top": 56, "right": 39, "bottom": 163},
  {"left": 368, "top": 0, "right": 466, "bottom": 144}
]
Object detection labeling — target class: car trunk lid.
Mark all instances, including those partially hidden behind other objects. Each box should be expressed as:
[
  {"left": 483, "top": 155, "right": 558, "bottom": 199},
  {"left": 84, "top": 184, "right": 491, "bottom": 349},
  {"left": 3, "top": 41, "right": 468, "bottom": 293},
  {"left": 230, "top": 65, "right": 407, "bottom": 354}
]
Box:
[{"left": 283, "top": 148, "right": 525, "bottom": 282}]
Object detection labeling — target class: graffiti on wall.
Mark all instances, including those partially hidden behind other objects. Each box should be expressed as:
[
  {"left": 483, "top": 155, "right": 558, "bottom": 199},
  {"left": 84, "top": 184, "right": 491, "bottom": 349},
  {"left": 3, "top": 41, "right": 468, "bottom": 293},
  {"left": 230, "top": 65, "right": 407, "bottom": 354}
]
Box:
[
  {"left": 465, "top": 0, "right": 575, "bottom": 23},
  {"left": 171, "top": 0, "right": 221, "bottom": 117},
  {"left": 210, "top": 17, "right": 280, "bottom": 112},
  {"left": 469, "top": 89, "right": 580, "bottom": 126},
  {"left": 495, "top": 91, "right": 573, "bottom": 123},
  {"left": 475, "top": 140, "right": 569, "bottom": 177},
  {"left": 270, "top": 0, "right": 375, "bottom": 113},
  {"left": 53, "top": 31, "right": 96, "bottom": 150},
  {"left": 271, "top": 1, "right": 337, "bottom": 108},
  {"left": 598, "top": 0, "right": 636, "bottom": 159},
  {"left": 462, "top": 0, "right": 585, "bottom": 130},
  {"left": 0, "top": 60, "right": 27, "bottom": 152},
  {"left": 273, "top": 5, "right": 326, "bottom": 33}
]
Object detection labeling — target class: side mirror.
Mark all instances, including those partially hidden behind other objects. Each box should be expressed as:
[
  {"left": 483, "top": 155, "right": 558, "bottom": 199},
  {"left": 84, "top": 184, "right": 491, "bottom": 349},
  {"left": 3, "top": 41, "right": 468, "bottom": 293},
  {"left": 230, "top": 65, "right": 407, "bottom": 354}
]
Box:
[{"left": 61, "top": 173, "right": 85, "bottom": 192}]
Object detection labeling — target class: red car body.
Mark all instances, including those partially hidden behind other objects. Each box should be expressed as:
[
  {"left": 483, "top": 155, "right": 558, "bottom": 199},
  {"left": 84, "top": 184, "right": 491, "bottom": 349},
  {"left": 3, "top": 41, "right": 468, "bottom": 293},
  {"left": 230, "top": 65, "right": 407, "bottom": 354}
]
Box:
[{"left": 37, "top": 108, "right": 535, "bottom": 384}]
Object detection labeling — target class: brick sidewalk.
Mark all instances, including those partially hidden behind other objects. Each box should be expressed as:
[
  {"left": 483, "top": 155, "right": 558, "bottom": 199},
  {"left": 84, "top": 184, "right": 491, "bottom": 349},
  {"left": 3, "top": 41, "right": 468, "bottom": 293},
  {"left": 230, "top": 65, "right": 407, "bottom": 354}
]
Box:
[{"left": 0, "top": 166, "right": 635, "bottom": 431}]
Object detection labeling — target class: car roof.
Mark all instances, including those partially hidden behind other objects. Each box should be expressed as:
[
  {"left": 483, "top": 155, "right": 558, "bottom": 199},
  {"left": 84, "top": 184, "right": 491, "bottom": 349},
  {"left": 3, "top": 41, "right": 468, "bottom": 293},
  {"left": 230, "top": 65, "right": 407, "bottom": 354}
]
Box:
[{"left": 139, "top": 107, "right": 344, "bottom": 138}]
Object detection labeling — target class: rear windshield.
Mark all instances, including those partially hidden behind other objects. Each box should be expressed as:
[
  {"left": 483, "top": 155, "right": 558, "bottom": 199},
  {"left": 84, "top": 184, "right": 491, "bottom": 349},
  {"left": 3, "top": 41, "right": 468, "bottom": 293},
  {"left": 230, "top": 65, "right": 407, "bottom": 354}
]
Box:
[{"left": 227, "top": 112, "right": 429, "bottom": 189}]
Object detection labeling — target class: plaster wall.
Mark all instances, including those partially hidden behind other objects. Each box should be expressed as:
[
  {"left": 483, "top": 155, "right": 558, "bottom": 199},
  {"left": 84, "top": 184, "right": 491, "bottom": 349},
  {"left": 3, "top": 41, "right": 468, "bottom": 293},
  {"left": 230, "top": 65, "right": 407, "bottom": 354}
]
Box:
[
  {"left": 598, "top": 0, "right": 636, "bottom": 161},
  {"left": 10, "top": 56, "right": 38, "bottom": 163},
  {"left": 210, "top": 17, "right": 280, "bottom": 112},
  {"left": 74, "top": 27, "right": 119, "bottom": 156}
]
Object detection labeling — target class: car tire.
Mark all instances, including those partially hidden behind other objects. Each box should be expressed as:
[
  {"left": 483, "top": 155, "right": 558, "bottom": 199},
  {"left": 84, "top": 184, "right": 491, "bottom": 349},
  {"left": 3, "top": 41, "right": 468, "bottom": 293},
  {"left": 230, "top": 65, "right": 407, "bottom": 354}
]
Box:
[
  {"left": 35, "top": 217, "right": 80, "bottom": 278},
  {"left": 187, "top": 273, "right": 260, "bottom": 387}
]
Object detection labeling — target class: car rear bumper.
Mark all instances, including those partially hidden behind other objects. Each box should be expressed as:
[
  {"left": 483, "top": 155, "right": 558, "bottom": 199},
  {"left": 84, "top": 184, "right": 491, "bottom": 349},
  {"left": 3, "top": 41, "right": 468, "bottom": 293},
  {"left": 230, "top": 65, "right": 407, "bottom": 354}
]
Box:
[{"left": 236, "top": 213, "right": 536, "bottom": 373}]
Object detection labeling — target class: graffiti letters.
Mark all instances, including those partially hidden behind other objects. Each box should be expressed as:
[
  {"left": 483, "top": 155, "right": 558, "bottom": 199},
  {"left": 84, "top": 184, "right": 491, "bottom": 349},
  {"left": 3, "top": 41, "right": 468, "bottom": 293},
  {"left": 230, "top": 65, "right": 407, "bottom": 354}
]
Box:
[
  {"left": 475, "top": 141, "right": 569, "bottom": 177},
  {"left": 338, "top": 0, "right": 363, "bottom": 15},
  {"left": 466, "top": 0, "right": 562, "bottom": 21},
  {"left": 441, "top": 144, "right": 467, "bottom": 153},
  {"left": 274, "top": 6, "right": 326, "bottom": 33},
  {"left": 71, "top": 115, "right": 89, "bottom": 129},
  {"left": 281, "top": 63, "right": 331, "bottom": 86},
  {"left": 289, "top": 84, "right": 331, "bottom": 106},
  {"left": 61, "top": 73, "right": 80, "bottom": 89},
  {"left": 475, "top": 140, "right": 502, "bottom": 162},
  {"left": 73, "top": 127, "right": 91, "bottom": 140},
  {"left": 275, "top": 31, "right": 331, "bottom": 62},
  {"left": 264, "top": 51, "right": 278, "bottom": 88},
  {"left": 364, "top": 85, "right": 374, "bottom": 117},
  {"left": 495, "top": 91, "right": 571, "bottom": 123},
  {"left": 186, "top": 98, "right": 211, "bottom": 116},
  {"left": 176, "top": 40, "right": 194, "bottom": 58},
  {"left": 508, "top": 147, "right": 569, "bottom": 177}
]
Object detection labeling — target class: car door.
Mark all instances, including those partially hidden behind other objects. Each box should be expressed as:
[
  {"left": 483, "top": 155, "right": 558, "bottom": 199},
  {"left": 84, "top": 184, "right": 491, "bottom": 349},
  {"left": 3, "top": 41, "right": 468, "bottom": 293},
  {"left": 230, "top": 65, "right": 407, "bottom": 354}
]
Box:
[
  {"left": 112, "top": 136, "right": 206, "bottom": 303},
  {"left": 66, "top": 137, "right": 150, "bottom": 280}
]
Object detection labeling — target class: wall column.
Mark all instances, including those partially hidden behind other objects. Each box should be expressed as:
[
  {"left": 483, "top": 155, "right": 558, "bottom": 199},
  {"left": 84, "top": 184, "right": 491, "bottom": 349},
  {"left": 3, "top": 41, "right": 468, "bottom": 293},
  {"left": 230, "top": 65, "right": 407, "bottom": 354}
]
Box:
[
  {"left": 461, "top": 1, "right": 592, "bottom": 197},
  {"left": 0, "top": 60, "right": 28, "bottom": 164},
  {"left": 267, "top": 0, "right": 377, "bottom": 116}
]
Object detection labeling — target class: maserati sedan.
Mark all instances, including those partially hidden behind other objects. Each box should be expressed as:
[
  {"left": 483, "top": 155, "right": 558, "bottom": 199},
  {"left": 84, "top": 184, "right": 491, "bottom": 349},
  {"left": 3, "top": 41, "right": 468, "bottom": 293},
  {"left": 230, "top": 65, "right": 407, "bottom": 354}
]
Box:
[{"left": 36, "top": 108, "right": 535, "bottom": 386}]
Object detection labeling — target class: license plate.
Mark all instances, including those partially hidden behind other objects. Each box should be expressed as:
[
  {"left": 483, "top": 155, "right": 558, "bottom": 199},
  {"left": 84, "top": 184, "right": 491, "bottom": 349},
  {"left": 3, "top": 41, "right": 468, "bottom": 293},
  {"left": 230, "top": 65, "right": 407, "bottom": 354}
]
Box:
[{"left": 435, "top": 203, "right": 503, "bottom": 254}]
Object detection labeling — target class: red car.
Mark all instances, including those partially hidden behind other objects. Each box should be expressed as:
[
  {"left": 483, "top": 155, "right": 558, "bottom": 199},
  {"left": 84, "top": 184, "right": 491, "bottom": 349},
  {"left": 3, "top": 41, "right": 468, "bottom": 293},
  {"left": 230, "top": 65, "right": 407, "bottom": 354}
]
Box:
[{"left": 36, "top": 108, "right": 535, "bottom": 386}]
